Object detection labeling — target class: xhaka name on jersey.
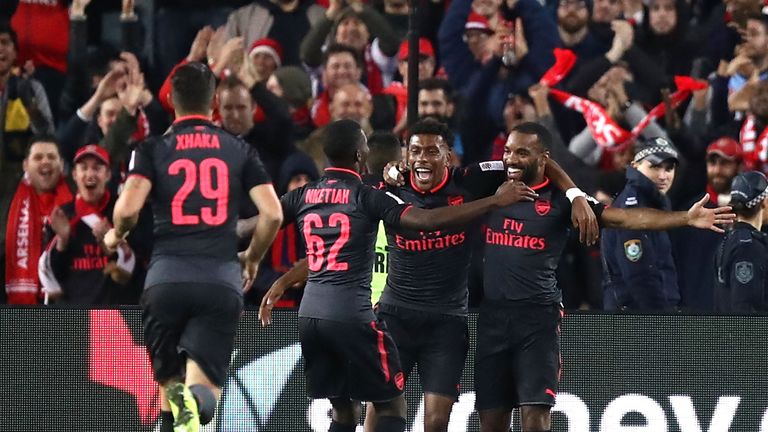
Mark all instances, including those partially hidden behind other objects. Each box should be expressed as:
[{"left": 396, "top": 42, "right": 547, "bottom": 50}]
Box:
[
  {"left": 394, "top": 230, "right": 466, "bottom": 251},
  {"left": 175, "top": 133, "right": 221, "bottom": 150},
  {"left": 485, "top": 218, "right": 546, "bottom": 250}
]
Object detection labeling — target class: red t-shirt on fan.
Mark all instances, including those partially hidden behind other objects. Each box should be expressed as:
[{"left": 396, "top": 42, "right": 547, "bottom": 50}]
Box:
[{"left": 11, "top": 0, "right": 69, "bottom": 74}]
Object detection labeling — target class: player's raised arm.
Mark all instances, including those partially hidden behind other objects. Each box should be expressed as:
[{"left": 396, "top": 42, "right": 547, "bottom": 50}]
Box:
[{"left": 601, "top": 195, "right": 736, "bottom": 233}]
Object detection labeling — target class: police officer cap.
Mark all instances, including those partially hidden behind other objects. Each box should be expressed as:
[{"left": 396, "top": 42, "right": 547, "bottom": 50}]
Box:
[
  {"left": 730, "top": 171, "right": 768, "bottom": 208},
  {"left": 632, "top": 137, "right": 680, "bottom": 165}
]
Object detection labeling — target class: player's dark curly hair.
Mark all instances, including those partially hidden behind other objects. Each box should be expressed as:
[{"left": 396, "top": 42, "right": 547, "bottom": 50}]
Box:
[
  {"left": 367, "top": 131, "right": 402, "bottom": 175},
  {"left": 407, "top": 118, "right": 454, "bottom": 148},
  {"left": 323, "top": 119, "right": 366, "bottom": 165}
]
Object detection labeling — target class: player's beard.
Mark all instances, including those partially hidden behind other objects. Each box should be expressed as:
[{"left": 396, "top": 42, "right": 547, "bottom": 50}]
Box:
[{"left": 519, "top": 160, "right": 540, "bottom": 185}]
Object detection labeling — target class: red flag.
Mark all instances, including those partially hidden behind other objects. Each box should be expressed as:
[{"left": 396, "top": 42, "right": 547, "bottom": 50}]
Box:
[
  {"left": 630, "top": 76, "right": 708, "bottom": 136},
  {"left": 550, "top": 88, "right": 633, "bottom": 149},
  {"left": 539, "top": 48, "right": 578, "bottom": 87},
  {"left": 540, "top": 48, "right": 707, "bottom": 151}
]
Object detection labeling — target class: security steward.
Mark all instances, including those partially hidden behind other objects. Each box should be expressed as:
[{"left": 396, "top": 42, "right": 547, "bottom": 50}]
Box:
[
  {"left": 714, "top": 171, "right": 768, "bottom": 312},
  {"left": 602, "top": 137, "right": 681, "bottom": 311}
]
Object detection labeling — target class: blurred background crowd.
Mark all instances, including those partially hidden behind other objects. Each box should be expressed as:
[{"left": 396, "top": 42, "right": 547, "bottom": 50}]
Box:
[{"left": 1, "top": 0, "right": 766, "bottom": 311}]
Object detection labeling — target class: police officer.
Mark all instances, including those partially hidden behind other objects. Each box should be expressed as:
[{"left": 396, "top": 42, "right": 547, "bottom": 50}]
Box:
[
  {"left": 714, "top": 171, "right": 768, "bottom": 312},
  {"left": 602, "top": 137, "right": 682, "bottom": 311}
]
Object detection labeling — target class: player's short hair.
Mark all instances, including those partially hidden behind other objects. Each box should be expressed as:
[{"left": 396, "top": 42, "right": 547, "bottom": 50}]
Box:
[
  {"left": 171, "top": 62, "right": 216, "bottom": 114},
  {"left": 511, "top": 122, "right": 552, "bottom": 152},
  {"left": 323, "top": 119, "right": 366, "bottom": 165},
  {"left": 407, "top": 118, "right": 454, "bottom": 148},
  {"left": 367, "top": 131, "right": 402, "bottom": 175}
]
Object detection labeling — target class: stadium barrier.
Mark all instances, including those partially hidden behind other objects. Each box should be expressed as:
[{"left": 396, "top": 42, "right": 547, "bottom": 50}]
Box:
[{"left": 2, "top": 308, "right": 767, "bottom": 431}]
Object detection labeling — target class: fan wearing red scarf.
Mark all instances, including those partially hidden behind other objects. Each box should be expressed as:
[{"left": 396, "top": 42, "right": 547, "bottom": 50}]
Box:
[
  {"left": 38, "top": 145, "right": 135, "bottom": 305},
  {"left": 5, "top": 137, "right": 72, "bottom": 304}
]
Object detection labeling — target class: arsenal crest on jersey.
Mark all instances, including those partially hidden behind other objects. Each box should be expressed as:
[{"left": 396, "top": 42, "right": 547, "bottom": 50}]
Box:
[
  {"left": 535, "top": 199, "right": 551, "bottom": 216},
  {"left": 448, "top": 195, "right": 464, "bottom": 206}
]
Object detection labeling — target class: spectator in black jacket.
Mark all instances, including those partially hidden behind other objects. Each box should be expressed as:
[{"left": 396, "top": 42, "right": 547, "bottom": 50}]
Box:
[
  {"left": 635, "top": 0, "right": 701, "bottom": 80},
  {"left": 59, "top": 0, "right": 144, "bottom": 122}
]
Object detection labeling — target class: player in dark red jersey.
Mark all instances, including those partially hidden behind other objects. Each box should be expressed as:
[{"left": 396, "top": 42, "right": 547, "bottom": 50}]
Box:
[
  {"left": 258, "top": 119, "right": 537, "bottom": 432},
  {"left": 476, "top": 122, "right": 735, "bottom": 432},
  {"left": 104, "top": 62, "right": 283, "bottom": 432}
]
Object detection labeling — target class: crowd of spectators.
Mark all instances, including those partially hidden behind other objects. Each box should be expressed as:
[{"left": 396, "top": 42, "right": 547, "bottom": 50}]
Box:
[{"left": 1, "top": 0, "right": 766, "bottom": 311}]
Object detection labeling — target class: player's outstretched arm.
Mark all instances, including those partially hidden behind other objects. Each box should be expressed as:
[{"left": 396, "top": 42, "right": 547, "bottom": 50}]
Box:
[
  {"left": 242, "top": 184, "right": 283, "bottom": 292},
  {"left": 400, "top": 180, "right": 538, "bottom": 230},
  {"left": 105, "top": 175, "right": 152, "bottom": 252},
  {"left": 259, "top": 258, "right": 309, "bottom": 327},
  {"left": 601, "top": 195, "right": 736, "bottom": 233}
]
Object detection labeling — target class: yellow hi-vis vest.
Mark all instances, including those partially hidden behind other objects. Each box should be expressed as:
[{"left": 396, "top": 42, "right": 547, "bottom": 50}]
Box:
[{"left": 371, "top": 221, "right": 388, "bottom": 305}]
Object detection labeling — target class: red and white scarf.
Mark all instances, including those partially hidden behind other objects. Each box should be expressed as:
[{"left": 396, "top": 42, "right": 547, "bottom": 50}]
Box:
[
  {"left": 5, "top": 176, "right": 72, "bottom": 304},
  {"left": 739, "top": 115, "right": 768, "bottom": 172},
  {"left": 543, "top": 49, "right": 707, "bottom": 150},
  {"left": 549, "top": 88, "right": 635, "bottom": 150}
]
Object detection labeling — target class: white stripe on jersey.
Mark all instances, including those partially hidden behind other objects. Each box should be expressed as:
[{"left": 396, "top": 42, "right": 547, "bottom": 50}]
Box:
[
  {"left": 385, "top": 191, "right": 406, "bottom": 204},
  {"left": 128, "top": 150, "right": 136, "bottom": 171}
]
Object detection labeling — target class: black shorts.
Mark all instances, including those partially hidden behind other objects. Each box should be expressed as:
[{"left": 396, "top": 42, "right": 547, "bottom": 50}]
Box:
[
  {"left": 142, "top": 282, "right": 243, "bottom": 387},
  {"left": 298, "top": 317, "right": 404, "bottom": 402},
  {"left": 377, "top": 303, "right": 468, "bottom": 399},
  {"left": 475, "top": 301, "right": 562, "bottom": 411}
]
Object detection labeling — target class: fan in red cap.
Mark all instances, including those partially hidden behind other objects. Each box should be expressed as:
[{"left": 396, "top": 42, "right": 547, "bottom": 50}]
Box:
[
  {"left": 249, "top": 38, "right": 283, "bottom": 80},
  {"left": 707, "top": 137, "right": 743, "bottom": 162},
  {"left": 74, "top": 144, "right": 111, "bottom": 167},
  {"left": 398, "top": 37, "right": 436, "bottom": 61},
  {"left": 464, "top": 11, "right": 494, "bottom": 33},
  {"left": 382, "top": 38, "right": 438, "bottom": 130},
  {"left": 464, "top": 12, "right": 495, "bottom": 61},
  {"left": 705, "top": 137, "right": 742, "bottom": 206}
]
